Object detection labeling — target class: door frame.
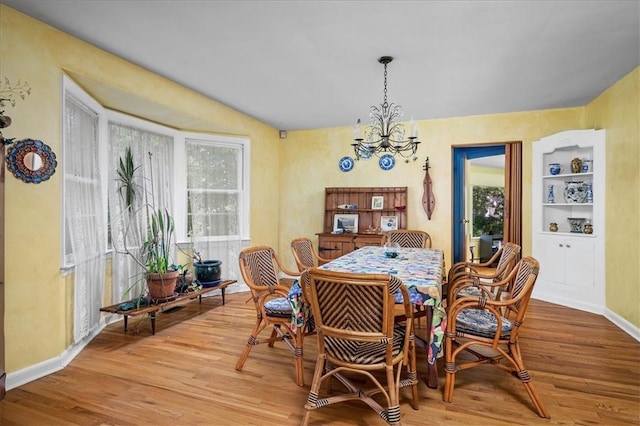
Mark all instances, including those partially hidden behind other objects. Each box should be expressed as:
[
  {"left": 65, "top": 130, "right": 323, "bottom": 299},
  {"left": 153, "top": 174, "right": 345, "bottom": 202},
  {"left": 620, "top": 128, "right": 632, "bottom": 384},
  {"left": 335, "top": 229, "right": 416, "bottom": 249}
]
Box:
[{"left": 452, "top": 143, "right": 522, "bottom": 264}]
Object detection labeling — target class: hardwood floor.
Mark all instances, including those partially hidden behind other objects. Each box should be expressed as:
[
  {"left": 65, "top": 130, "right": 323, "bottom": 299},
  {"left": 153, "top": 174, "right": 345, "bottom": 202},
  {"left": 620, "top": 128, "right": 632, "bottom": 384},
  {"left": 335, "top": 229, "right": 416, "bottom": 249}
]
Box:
[{"left": 1, "top": 292, "right": 638, "bottom": 425}]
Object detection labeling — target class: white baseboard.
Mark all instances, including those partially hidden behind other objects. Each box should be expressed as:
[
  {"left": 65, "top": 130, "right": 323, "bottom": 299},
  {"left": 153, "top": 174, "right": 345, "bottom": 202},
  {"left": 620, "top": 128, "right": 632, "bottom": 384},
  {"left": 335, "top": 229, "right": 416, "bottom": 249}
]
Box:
[
  {"left": 6, "top": 285, "right": 249, "bottom": 391},
  {"left": 604, "top": 307, "right": 640, "bottom": 342},
  {"left": 6, "top": 322, "right": 106, "bottom": 391},
  {"left": 531, "top": 291, "right": 605, "bottom": 316},
  {"left": 532, "top": 293, "right": 639, "bottom": 342}
]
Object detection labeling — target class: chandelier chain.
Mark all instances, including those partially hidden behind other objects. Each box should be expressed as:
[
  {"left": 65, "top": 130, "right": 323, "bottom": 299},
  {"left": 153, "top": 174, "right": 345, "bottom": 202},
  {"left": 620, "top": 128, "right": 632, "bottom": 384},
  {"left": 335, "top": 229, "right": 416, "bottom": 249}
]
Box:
[{"left": 383, "top": 62, "right": 388, "bottom": 107}]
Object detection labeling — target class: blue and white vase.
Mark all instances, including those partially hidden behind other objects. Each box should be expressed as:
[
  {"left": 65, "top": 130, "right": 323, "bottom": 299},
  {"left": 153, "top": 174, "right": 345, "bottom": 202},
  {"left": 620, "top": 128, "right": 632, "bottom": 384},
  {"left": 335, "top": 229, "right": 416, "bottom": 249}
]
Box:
[
  {"left": 547, "top": 185, "right": 555, "bottom": 203},
  {"left": 586, "top": 182, "right": 593, "bottom": 203}
]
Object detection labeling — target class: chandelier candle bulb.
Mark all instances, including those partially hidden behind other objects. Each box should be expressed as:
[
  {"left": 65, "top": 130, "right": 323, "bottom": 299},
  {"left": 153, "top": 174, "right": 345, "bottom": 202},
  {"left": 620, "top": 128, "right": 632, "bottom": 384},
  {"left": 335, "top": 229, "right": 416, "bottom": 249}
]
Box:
[
  {"left": 410, "top": 117, "right": 417, "bottom": 138},
  {"left": 354, "top": 119, "right": 361, "bottom": 140}
]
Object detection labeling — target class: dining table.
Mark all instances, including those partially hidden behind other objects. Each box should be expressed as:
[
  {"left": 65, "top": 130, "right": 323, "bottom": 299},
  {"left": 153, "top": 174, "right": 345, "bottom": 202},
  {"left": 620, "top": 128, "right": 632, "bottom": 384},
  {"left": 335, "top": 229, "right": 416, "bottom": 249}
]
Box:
[{"left": 289, "top": 245, "right": 446, "bottom": 389}]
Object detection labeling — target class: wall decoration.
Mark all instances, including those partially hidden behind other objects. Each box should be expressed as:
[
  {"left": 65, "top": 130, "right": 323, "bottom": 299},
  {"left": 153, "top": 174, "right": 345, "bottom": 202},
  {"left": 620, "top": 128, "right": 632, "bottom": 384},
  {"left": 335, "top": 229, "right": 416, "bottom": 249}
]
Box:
[
  {"left": 472, "top": 185, "right": 504, "bottom": 236},
  {"left": 380, "top": 215, "right": 398, "bottom": 231},
  {"left": 371, "top": 196, "right": 384, "bottom": 210},
  {"left": 5, "top": 139, "right": 57, "bottom": 183},
  {"left": 333, "top": 214, "right": 359, "bottom": 233},
  {"left": 338, "top": 156, "right": 354, "bottom": 172}
]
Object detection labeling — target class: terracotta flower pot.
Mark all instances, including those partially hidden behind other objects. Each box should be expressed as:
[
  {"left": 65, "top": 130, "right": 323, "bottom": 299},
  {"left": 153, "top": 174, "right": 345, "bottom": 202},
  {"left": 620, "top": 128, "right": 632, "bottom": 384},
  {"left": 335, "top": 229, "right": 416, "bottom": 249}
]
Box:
[{"left": 146, "top": 270, "right": 179, "bottom": 300}]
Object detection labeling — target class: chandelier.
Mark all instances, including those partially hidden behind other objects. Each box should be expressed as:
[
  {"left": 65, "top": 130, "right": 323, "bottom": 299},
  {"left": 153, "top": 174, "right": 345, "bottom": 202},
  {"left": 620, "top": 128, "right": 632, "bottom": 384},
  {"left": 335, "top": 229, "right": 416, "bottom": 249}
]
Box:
[{"left": 351, "top": 56, "right": 420, "bottom": 162}]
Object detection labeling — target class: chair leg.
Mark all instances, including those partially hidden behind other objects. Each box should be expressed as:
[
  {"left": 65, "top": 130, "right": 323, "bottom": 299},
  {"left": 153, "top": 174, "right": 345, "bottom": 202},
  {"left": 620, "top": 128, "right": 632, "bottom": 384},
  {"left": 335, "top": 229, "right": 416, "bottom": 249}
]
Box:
[
  {"left": 294, "top": 328, "right": 305, "bottom": 387},
  {"left": 235, "top": 319, "right": 266, "bottom": 371},
  {"left": 302, "top": 354, "right": 327, "bottom": 426},
  {"left": 509, "top": 342, "right": 550, "bottom": 418},
  {"left": 443, "top": 334, "right": 455, "bottom": 402},
  {"left": 386, "top": 365, "right": 401, "bottom": 426},
  {"left": 267, "top": 326, "right": 278, "bottom": 347},
  {"left": 407, "top": 337, "right": 419, "bottom": 410}
]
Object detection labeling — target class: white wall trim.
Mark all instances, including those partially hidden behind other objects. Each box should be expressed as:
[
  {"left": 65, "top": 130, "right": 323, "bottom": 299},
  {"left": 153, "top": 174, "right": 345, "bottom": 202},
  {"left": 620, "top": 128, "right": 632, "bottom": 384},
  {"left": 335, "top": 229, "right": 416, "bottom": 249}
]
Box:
[
  {"left": 5, "top": 321, "right": 107, "bottom": 391},
  {"left": 532, "top": 291, "right": 605, "bottom": 316},
  {"left": 604, "top": 307, "right": 640, "bottom": 342}
]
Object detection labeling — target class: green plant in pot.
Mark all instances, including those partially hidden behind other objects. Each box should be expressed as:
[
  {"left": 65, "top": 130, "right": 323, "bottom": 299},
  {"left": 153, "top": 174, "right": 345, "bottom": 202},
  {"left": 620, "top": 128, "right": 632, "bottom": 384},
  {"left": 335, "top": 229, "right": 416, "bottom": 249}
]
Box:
[
  {"left": 143, "top": 207, "right": 180, "bottom": 299},
  {"left": 117, "top": 147, "right": 180, "bottom": 301}
]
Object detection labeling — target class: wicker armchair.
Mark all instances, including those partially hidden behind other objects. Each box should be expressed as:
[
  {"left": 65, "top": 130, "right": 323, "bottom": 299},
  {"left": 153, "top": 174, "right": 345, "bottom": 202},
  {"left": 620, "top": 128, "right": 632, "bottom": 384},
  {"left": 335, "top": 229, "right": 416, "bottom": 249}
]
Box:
[
  {"left": 446, "top": 242, "right": 520, "bottom": 302},
  {"left": 235, "top": 246, "right": 305, "bottom": 386},
  {"left": 300, "top": 268, "right": 419, "bottom": 426},
  {"left": 290, "top": 237, "right": 330, "bottom": 272},
  {"left": 444, "top": 256, "right": 549, "bottom": 418},
  {"left": 385, "top": 229, "right": 432, "bottom": 248}
]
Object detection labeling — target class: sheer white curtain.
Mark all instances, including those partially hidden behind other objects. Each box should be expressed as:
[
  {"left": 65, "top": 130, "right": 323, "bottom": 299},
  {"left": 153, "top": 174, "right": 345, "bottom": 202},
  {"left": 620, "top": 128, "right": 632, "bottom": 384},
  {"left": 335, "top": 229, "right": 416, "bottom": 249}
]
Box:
[
  {"left": 64, "top": 95, "right": 106, "bottom": 342},
  {"left": 108, "top": 123, "right": 174, "bottom": 302},
  {"left": 186, "top": 139, "right": 243, "bottom": 283}
]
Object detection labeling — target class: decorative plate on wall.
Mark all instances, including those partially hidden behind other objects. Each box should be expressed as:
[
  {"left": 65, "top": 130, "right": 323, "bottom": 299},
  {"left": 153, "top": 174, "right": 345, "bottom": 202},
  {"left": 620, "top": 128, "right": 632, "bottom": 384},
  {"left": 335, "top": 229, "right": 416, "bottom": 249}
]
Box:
[
  {"left": 339, "top": 156, "right": 354, "bottom": 172},
  {"left": 5, "top": 139, "right": 57, "bottom": 183},
  {"left": 379, "top": 154, "right": 395, "bottom": 171}
]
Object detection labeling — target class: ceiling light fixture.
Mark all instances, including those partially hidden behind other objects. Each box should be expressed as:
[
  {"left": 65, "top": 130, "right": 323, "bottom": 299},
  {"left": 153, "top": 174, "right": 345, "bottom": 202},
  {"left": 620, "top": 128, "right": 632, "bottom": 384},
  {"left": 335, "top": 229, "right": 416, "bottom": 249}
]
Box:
[{"left": 351, "top": 56, "right": 420, "bottom": 162}]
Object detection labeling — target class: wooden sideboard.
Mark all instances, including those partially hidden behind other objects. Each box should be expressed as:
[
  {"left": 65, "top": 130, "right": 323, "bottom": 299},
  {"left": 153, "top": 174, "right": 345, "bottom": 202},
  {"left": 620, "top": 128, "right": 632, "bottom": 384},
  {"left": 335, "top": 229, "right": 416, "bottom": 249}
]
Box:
[{"left": 317, "top": 187, "right": 407, "bottom": 260}]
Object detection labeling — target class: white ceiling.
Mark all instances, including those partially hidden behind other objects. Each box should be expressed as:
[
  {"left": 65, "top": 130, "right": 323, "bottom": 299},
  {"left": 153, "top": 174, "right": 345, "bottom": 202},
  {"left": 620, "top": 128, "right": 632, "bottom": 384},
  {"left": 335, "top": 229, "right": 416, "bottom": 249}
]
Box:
[{"left": 2, "top": 0, "right": 639, "bottom": 131}]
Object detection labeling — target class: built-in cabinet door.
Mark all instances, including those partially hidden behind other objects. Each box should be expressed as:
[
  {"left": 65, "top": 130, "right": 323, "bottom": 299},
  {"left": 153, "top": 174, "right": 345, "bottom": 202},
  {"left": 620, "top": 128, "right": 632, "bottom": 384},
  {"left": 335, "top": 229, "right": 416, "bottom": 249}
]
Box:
[
  {"left": 536, "top": 236, "right": 595, "bottom": 289},
  {"left": 563, "top": 237, "right": 595, "bottom": 289}
]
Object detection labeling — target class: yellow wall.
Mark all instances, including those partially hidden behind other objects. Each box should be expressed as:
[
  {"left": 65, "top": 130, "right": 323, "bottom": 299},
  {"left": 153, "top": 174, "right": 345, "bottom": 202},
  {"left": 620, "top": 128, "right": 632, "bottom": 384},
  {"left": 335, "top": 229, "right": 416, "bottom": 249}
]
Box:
[
  {"left": 1, "top": 6, "right": 281, "bottom": 373},
  {"left": 278, "top": 108, "right": 585, "bottom": 270},
  {"left": 1, "top": 5, "right": 638, "bottom": 378},
  {"left": 586, "top": 68, "right": 640, "bottom": 326}
]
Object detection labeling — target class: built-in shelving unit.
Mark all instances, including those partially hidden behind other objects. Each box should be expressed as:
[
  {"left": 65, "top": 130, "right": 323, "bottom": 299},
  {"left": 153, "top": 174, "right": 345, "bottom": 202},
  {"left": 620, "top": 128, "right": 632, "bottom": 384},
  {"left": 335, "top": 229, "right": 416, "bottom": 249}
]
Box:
[{"left": 532, "top": 129, "right": 605, "bottom": 314}]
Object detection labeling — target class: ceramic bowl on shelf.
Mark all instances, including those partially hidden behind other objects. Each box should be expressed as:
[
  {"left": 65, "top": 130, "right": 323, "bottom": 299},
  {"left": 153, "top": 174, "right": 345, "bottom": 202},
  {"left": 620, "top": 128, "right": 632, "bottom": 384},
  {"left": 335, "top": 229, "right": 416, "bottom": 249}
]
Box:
[
  {"left": 564, "top": 181, "right": 587, "bottom": 203},
  {"left": 395, "top": 205, "right": 406, "bottom": 211},
  {"left": 567, "top": 217, "right": 586, "bottom": 233}
]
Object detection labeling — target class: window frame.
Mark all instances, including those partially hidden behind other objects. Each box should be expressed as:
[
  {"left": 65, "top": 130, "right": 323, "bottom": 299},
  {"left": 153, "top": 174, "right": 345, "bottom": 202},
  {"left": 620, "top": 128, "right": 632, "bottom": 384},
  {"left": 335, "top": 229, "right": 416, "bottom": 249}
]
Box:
[
  {"left": 62, "top": 77, "right": 251, "bottom": 268},
  {"left": 177, "top": 132, "right": 250, "bottom": 243},
  {"left": 61, "top": 75, "right": 109, "bottom": 268}
]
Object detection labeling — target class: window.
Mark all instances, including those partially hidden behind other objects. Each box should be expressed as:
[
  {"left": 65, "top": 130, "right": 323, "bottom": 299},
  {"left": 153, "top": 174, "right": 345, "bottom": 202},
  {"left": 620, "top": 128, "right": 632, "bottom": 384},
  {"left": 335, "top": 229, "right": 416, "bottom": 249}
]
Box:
[
  {"left": 63, "top": 77, "right": 250, "bottom": 303},
  {"left": 185, "top": 136, "right": 249, "bottom": 241},
  {"left": 62, "top": 77, "right": 107, "bottom": 268}
]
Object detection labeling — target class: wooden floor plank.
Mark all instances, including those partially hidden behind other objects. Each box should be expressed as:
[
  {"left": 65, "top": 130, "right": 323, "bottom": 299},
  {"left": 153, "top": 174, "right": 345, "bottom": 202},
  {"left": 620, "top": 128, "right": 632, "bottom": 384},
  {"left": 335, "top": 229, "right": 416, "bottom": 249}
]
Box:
[{"left": 1, "top": 293, "right": 638, "bottom": 425}]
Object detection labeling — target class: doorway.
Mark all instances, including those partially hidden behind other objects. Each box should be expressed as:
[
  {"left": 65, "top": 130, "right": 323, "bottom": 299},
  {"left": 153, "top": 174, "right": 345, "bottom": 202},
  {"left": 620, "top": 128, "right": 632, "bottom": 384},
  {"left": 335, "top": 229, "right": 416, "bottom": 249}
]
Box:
[{"left": 452, "top": 143, "right": 522, "bottom": 264}]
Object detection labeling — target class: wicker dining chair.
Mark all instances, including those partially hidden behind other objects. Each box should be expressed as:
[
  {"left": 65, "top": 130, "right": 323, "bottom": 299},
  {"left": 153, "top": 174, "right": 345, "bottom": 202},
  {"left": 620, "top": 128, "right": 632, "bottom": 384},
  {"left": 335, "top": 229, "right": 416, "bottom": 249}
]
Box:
[
  {"left": 235, "top": 245, "right": 305, "bottom": 386},
  {"left": 385, "top": 229, "right": 432, "bottom": 248},
  {"left": 300, "top": 267, "right": 419, "bottom": 426},
  {"left": 290, "top": 237, "right": 330, "bottom": 272},
  {"left": 444, "top": 256, "right": 549, "bottom": 418},
  {"left": 446, "top": 242, "right": 521, "bottom": 302}
]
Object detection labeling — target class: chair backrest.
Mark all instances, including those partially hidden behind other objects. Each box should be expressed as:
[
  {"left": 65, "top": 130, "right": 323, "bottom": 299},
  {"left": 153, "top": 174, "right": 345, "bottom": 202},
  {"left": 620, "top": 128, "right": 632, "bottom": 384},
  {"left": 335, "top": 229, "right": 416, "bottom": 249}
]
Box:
[
  {"left": 238, "top": 245, "right": 285, "bottom": 293},
  {"left": 302, "top": 268, "right": 409, "bottom": 348},
  {"left": 291, "top": 237, "right": 318, "bottom": 272},
  {"left": 386, "top": 230, "right": 432, "bottom": 248},
  {"left": 494, "top": 242, "right": 521, "bottom": 282},
  {"left": 503, "top": 256, "right": 539, "bottom": 318}
]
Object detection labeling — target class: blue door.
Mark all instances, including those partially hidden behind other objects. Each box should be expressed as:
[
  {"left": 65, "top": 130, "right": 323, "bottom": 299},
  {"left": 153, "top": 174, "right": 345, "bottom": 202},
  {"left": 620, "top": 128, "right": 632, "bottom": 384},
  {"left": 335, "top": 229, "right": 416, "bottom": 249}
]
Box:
[{"left": 452, "top": 146, "right": 505, "bottom": 263}]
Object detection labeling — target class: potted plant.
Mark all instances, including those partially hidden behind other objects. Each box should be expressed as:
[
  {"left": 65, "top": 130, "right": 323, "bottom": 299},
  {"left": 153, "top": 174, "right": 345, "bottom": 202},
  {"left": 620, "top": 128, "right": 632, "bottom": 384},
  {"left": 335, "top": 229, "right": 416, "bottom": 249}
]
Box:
[
  {"left": 117, "top": 147, "right": 180, "bottom": 301},
  {"left": 191, "top": 250, "right": 222, "bottom": 285}
]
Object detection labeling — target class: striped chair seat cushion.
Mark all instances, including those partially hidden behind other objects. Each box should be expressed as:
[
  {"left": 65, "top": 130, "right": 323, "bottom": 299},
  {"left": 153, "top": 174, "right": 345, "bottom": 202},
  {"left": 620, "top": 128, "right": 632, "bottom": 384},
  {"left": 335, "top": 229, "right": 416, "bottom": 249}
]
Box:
[
  {"left": 324, "top": 324, "right": 406, "bottom": 364},
  {"left": 264, "top": 297, "right": 293, "bottom": 318},
  {"left": 456, "top": 286, "right": 483, "bottom": 298},
  {"left": 455, "top": 308, "right": 512, "bottom": 339}
]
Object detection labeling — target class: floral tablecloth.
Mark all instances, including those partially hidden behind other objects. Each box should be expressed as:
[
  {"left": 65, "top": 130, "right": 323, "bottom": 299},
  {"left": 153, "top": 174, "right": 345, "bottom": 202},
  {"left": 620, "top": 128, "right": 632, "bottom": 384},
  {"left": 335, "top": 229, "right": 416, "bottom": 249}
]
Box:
[{"left": 290, "top": 246, "right": 446, "bottom": 365}]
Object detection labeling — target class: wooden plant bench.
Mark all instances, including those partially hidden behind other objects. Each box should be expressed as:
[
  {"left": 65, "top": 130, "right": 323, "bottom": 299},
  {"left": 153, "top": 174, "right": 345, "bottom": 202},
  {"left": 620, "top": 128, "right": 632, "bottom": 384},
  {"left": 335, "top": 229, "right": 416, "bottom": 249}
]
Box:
[{"left": 100, "top": 279, "right": 236, "bottom": 335}]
